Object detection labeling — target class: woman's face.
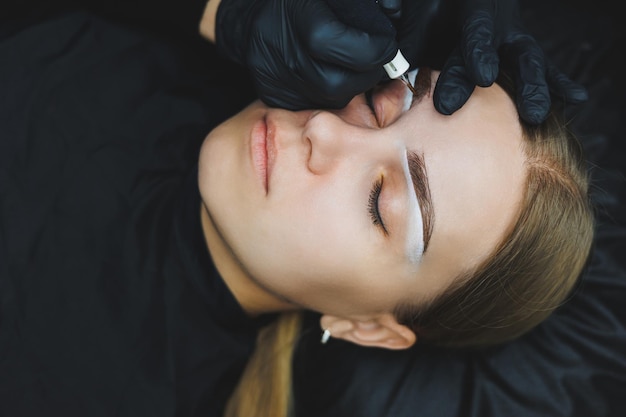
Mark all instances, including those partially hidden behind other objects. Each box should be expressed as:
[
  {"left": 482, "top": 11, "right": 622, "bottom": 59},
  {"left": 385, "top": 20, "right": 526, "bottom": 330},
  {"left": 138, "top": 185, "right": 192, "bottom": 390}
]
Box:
[{"left": 198, "top": 70, "right": 526, "bottom": 318}]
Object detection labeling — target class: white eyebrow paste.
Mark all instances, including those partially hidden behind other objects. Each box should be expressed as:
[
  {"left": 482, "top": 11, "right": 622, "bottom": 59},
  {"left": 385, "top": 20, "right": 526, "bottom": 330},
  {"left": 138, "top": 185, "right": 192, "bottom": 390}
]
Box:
[
  {"left": 402, "top": 69, "right": 419, "bottom": 112},
  {"left": 402, "top": 149, "right": 425, "bottom": 265}
]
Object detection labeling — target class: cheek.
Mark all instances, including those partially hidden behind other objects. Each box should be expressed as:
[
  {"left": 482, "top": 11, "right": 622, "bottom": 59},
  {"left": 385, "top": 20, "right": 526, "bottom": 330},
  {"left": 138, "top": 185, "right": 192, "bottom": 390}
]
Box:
[
  {"left": 280, "top": 187, "right": 353, "bottom": 241},
  {"left": 198, "top": 134, "right": 235, "bottom": 217},
  {"left": 271, "top": 185, "right": 370, "bottom": 265},
  {"left": 250, "top": 201, "right": 362, "bottom": 298}
]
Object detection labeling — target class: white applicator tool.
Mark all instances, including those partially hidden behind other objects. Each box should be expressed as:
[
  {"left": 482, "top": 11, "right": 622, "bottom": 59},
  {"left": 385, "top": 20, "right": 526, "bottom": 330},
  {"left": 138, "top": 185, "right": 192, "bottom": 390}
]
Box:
[
  {"left": 384, "top": 50, "right": 417, "bottom": 94},
  {"left": 325, "top": 0, "right": 417, "bottom": 94}
]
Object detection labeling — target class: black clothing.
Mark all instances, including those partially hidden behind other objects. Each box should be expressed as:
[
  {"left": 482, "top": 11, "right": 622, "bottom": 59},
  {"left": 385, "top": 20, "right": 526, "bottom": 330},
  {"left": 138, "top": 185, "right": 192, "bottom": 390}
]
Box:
[
  {"left": 0, "top": 11, "right": 260, "bottom": 417},
  {"left": 2, "top": 0, "right": 209, "bottom": 41}
]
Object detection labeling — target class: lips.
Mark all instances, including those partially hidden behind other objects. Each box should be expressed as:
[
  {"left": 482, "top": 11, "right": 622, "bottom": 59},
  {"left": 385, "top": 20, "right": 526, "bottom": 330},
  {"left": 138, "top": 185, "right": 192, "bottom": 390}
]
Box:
[{"left": 250, "top": 115, "right": 276, "bottom": 193}]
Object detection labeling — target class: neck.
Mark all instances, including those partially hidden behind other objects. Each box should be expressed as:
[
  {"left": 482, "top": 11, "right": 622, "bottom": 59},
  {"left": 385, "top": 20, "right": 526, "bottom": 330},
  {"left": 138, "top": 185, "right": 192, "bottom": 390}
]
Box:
[{"left": 199, "top": 203, "right": 299, "bottom": 317}]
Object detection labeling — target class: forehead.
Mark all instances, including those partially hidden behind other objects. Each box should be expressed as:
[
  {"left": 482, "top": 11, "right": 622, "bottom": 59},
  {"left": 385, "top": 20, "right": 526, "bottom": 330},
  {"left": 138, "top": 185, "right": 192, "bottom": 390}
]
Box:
[{"left": 399, "top": 74, "right": 526, "bottom": 287}]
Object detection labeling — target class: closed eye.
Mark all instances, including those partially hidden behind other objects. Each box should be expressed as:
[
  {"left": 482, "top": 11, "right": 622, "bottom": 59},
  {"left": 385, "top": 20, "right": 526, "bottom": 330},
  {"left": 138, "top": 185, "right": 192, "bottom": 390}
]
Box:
[
  {"left": 368, "top": 177, "right": 387, "bottom": 234},
  {"left": 364, "top": 88, "right": 378, "bottom": 122}
]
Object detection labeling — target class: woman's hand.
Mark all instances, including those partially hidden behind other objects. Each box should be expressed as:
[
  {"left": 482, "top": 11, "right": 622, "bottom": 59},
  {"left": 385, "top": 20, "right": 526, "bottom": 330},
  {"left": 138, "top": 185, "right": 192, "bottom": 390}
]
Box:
[{"left": 204, "top": 0, "right": 398, "bottom": 110}]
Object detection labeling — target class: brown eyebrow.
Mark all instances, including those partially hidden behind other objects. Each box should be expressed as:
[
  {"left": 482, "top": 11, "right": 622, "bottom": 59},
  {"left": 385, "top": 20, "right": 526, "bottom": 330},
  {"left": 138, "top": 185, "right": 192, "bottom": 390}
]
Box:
[
  {"left": 411, "top": 67, "right": 432, "bottom": 105},
  {"left": 407, "top": 151, "right": 434, "bottom": 253}
]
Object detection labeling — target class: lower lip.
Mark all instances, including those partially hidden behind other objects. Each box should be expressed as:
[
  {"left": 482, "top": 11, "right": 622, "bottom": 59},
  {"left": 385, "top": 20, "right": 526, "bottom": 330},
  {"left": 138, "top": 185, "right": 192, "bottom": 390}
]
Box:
[{"left": 251, "top": 117, "right": 269, "bottom": 192}]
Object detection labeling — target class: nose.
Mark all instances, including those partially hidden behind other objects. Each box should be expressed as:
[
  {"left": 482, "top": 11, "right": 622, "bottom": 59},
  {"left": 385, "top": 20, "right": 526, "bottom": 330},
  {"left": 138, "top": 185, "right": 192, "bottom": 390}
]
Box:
[{"left": 304, "top": 110, "right": 367, "bottom": 174}]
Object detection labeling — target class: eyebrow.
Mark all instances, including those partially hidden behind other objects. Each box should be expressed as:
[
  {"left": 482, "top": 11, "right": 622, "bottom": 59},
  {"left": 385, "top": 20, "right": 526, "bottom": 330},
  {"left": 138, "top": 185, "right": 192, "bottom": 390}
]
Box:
[
  {"left": 411, "top": 67, "right": 432, "bottom": 104},
  {"left": 407, "top": 151, "right": 434, "bottom": 253}
]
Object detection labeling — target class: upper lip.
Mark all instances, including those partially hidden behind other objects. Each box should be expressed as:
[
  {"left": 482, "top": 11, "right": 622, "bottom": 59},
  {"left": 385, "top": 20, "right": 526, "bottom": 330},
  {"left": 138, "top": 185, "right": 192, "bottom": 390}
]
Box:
[
  {"left": 250, "top": 114, "right": 268, "bottom": 193},
  {"left": 265, "top": 114, "right": 276, "bottom": 192},
  {"left": 250, "top": 112, "right": 277, "bottom": 194}
]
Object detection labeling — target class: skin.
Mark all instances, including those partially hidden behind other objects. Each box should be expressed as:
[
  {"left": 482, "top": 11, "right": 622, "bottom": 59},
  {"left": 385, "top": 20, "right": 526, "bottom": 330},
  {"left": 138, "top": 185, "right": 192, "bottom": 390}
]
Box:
[
  {"left": 199, "top": 0, "right": 221, "bottom": 42},
  {"left": 198, "top": 70, "right": 526, "bottom": 349}
]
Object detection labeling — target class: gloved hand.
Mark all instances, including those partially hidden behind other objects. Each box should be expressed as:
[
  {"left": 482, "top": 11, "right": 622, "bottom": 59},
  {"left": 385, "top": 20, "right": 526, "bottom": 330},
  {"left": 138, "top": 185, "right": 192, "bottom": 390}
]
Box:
[
  {"left": 382, "top": 0, "right": 589, "bottom": 124},
  {"left": 214, "top": 0, "right": 398, "bottom": 110}
]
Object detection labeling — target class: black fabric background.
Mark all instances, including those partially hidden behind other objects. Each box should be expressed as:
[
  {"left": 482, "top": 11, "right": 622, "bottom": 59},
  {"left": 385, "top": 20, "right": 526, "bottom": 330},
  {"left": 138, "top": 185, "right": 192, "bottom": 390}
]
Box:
[
  {"left": 292, "top": 1, "right": 626, "bottom": 416},
  {"left": 0, "top": 9, "right": 261, "bottom": 417}
]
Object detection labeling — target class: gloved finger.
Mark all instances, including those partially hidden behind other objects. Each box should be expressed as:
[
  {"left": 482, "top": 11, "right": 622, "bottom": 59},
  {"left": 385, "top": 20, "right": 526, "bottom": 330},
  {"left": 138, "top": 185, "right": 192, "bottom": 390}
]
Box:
[
  {"left": 256, "top": 82, "right": 318, "bottom": 110},
  {"left": 545, "top": 62, "right": 589, "bottom": 104},
  {"left": 396, "top": 0, "right": 455, "bottom": 71},
  {"left": 378, "top": 0, "right": 402, "bottom": 19},
  {"left": 253, "top": 69, "right": 330, "bottom": 110},
  {"left": 302, "top": 59, "right": 386, "bottom": 108},
  {"left": 299, "top": 4, "right": 398, "bottom": 70},
  {"left": 433, "top": 48, "right": 476, "bottom": 116},
  {"left": 501, "top": 34, "right": 551, "bottom": 124},
  {"left": 254, "top": 60, "right": 385, "bottom": 110},
  {"left": 461, "top": 8, "right": 499, "bottom": 87}
]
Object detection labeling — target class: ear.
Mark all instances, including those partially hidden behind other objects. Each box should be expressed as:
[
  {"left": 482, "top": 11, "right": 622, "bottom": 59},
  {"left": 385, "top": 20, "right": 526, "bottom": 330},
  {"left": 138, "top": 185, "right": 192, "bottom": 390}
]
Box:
[{"left": 320, "top": 313, "right": 417, "bottom": 350}]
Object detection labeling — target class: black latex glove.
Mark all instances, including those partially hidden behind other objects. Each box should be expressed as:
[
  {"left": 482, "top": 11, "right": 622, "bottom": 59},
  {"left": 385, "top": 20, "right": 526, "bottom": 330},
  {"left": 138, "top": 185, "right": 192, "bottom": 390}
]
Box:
[
  {"left": 384, "top": 0, "right": 589, "bottom": 124},
  {"left": 215, "top": 0, "right": 398, "bottom": 110}
]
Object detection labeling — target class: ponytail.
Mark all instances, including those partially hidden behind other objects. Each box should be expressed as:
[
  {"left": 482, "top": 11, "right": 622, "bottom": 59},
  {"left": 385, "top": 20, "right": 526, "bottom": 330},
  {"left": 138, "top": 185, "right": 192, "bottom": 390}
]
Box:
[{"left": 224, "top": 312, "right": 302, "bottom": 417}]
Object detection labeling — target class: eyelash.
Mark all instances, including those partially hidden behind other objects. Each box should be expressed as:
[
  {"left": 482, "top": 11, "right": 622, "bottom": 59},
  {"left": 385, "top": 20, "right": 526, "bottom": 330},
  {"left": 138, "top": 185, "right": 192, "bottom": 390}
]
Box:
[
  {"left": 368, "top": 178, "right": 386, "bottom": 233},
  {"left": 364, "top": 89, "right": 377, "bottom": 117}
]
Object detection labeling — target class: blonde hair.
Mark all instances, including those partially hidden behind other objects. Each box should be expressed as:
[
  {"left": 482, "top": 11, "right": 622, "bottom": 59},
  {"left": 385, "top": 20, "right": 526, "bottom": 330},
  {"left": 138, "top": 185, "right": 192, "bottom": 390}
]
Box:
[
  {"left": 223, "top": 312, "right": 302, "bottom": 417},
  {"left": 394, "top": 106, "right": 594, "bottom": 347},
  {"left": 224, "top": 74, "right": 595, "bottom": 415}
]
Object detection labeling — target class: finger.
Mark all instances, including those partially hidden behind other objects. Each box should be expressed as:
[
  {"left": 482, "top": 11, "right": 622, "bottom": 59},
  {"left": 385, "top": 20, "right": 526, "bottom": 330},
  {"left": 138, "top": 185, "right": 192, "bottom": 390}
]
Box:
[
  {"left": 258, "top": 87, "right": 325, "bottom": 111},
  {"left": 461, "top": 9, "right": 499, "bottom": 87},
  {"left": 304, "top": 21, "right": 398, "bottom": 71},
  {"left": 255, "top": 62, "right": 385, "bottom": 110},
  {"left": 304, "top": 61, "right": 386, "bottom": 108},
  {"left": 545, "top": 63, "right": 589, "bottom": 104},
  {"left": 299, "top": 2, "right": 398, "bottom": 70},
  {"left": 501, "top": 34, "right": 551, "bottom": 124},
  {"left": 325, "top": 0, "right": 396, "bottom": 36},
  {"left": 257, "top": 88, "right": 311, "bottom": 111},
  {"left": 254, "top": 74, "right": 344, "bottom": 110},
  {"left": 378, "top": 0, "right": 402, "bottom": 19},
  {"left": 433, "top": 48, "right": 476, "bottom": 115}
]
